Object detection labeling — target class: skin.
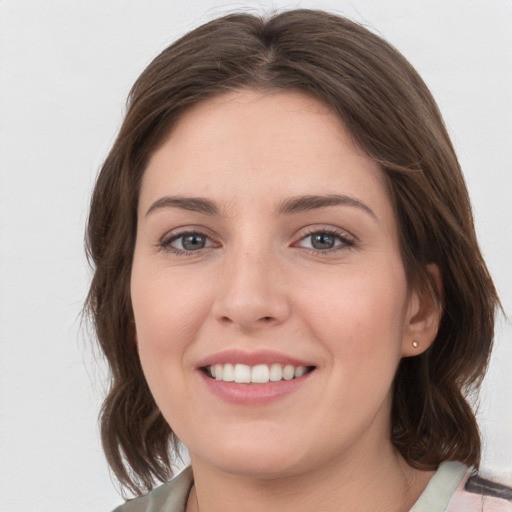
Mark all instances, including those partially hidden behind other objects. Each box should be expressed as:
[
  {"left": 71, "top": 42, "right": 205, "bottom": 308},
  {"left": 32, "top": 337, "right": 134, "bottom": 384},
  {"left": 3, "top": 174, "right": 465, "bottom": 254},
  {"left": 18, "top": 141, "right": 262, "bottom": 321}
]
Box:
[{"left": 131, "top": 90, "right": 441, "bottom": 512}]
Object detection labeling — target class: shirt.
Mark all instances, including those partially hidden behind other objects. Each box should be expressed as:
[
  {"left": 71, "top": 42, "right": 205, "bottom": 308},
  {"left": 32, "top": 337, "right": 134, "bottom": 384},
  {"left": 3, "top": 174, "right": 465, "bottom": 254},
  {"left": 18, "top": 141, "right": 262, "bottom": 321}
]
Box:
[{"left": 114, "top": 460, "right": 512, "bottom": 511}]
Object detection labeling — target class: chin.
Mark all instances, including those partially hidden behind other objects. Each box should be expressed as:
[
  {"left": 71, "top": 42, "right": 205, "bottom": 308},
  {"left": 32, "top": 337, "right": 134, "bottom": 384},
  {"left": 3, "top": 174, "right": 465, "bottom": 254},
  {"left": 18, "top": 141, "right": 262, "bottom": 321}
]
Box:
[
  {"left": 189, "top": 431, "right": 311, "bottom": 479},
  {"left": 211, "top": 455, "right": 308, "bottom": 480}
]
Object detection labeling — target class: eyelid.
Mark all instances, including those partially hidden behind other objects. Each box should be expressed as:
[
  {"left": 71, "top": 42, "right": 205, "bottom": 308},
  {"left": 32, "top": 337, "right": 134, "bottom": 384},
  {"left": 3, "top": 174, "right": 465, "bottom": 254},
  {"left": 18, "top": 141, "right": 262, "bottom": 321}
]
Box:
[
  {"left": 292, "top": 225, "right": 356, "bottom": 252},
  {"left": 156, "top": 224, "right": 356, "bottom": 256},
  {"left": 158, "top": 226, "right": 220, "bottom": 255}
]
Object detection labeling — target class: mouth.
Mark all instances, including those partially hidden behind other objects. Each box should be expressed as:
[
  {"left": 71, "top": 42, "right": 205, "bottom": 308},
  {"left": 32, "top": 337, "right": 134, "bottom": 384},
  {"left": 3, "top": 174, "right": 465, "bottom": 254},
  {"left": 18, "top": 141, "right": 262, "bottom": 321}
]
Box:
[{"left": 202, "top": 363, "right": 316, "bottom": 384}]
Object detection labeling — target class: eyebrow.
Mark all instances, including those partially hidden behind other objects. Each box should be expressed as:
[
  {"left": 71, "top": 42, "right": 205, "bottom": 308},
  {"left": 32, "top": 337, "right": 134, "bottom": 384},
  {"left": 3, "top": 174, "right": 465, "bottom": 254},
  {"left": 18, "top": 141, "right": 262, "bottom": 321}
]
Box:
[
  {"left": 145, "top": 193, "right": 377, "bottom": 221},
  {"left": 146, "top": 196, "right": 220, "bottom": 216},
  {"left": 276, "top": 194, "right": 377, "bottom": 221}
]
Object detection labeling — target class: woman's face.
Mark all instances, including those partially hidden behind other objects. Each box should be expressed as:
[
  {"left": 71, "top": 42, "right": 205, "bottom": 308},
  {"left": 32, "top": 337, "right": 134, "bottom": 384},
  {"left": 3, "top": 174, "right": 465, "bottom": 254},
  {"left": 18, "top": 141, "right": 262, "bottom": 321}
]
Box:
[{"left": 131, "top": 90, "right": 424, "bottom": 478}]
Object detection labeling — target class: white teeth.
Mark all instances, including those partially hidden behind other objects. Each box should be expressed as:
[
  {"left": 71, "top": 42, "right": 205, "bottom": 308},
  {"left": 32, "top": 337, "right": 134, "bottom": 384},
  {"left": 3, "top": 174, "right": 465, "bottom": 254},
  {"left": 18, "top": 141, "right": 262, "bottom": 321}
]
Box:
[
  {"left": 251, "top": 364, "right": 270, "bottom": 383},
  {"left": 294, "top": 366, "right": 307, "bottom": 378},
  {"left": 269, "top": 363, "right": 283, "bottom": 381},
  {"left": 207, "top": 363, "right": 311, "bottom": 384},
  {"left": 282, "top": 364, "right": 295, "bottom": 381},
  {"left": 234, "top": 364, "right": 251, "bottom": 383},
  {"left": 223, "top": 363, "right": 235, "bottom": 382}
]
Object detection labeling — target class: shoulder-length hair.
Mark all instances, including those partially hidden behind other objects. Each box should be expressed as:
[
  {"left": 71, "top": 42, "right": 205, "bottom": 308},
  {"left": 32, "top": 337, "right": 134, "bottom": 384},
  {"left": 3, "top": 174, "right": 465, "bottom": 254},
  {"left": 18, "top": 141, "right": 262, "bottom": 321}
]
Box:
[{"left": 85, "top": 9, "right": 499, "bottom": 496}]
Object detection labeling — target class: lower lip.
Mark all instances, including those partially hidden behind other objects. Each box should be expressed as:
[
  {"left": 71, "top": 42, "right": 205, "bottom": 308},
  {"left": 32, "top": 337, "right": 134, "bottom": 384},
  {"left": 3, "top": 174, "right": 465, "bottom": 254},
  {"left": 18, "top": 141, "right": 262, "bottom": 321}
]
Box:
[{"left": 199, "top": 371, "right": 312, "bottom": 405}]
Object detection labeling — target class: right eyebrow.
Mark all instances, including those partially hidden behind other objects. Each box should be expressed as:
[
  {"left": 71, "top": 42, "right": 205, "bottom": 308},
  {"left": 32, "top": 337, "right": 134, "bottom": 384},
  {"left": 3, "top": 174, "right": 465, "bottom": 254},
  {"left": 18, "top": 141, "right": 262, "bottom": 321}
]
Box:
[
  {"left": 145, "top": 196, "right": 220, "bottom": 217},
  {"left": 276, "top": 194, "right": 377, "bottom": 222}
]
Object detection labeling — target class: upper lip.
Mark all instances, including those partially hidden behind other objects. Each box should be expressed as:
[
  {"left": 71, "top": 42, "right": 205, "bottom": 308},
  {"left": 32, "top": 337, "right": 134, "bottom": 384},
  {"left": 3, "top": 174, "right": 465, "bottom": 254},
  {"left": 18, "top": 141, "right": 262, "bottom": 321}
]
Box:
[{"left": 196, "top": 349, "right": 315, "bottom": 369}]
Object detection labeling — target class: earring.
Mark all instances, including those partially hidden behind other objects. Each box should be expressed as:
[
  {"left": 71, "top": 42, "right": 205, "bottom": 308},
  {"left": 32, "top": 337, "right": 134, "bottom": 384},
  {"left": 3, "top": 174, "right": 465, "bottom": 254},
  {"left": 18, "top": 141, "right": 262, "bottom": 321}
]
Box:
[{"left": 412, "top": 340, "right": 419, "bottom": 348}]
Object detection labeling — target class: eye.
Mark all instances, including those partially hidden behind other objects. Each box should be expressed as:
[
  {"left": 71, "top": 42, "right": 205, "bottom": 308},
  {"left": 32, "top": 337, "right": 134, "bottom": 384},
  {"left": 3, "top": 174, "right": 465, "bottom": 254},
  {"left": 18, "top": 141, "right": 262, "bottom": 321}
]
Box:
[
  {"left": 296, "top": 229, "right": 355, "bottom": 252},
  {"left": 160, "top": 230, "right": 216, "bottom": 254},
  {"left": 309, "top": 233, "right": 338, "bottom": 250},
  {"left": 176, "top": 233, "right": 207, "bottom": 251}
]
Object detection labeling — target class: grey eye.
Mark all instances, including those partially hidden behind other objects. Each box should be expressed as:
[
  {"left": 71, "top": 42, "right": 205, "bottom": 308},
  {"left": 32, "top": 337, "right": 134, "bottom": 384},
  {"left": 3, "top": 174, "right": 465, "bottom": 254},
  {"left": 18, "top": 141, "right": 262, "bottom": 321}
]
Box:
[
  {"left": 310, "top": 233, "right": 336, "bottom": 250},
  {"left": 162, "top": 230, "right": 218, "bottom": 255},
  {"left": 180, "top": 234, "right": 207, "bottom": 251}
]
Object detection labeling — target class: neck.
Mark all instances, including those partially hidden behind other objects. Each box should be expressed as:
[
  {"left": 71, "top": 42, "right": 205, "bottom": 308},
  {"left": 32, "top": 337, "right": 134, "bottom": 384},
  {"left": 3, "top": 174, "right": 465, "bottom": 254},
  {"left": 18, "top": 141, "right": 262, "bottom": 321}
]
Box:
[{"left": 186, "top": 440, "right": 434, "bottom": 512}]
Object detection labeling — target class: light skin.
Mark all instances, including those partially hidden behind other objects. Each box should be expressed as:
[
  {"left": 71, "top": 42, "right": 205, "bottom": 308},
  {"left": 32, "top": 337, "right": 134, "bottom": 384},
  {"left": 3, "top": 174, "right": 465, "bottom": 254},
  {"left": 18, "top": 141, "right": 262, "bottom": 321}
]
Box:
[{"left": 131, "top": 90, "right": 441, "bottom": 512}]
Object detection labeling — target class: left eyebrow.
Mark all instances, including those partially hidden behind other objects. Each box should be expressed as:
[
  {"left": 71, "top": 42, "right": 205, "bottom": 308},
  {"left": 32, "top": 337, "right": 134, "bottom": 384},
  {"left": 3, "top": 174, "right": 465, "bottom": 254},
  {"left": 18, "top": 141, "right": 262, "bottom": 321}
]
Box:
[
  {"left": 145, "top": 196, "right": 220, "bottom": 217},
  {"left": 276, "top": 194, "right": 378, "bottom": 222}
]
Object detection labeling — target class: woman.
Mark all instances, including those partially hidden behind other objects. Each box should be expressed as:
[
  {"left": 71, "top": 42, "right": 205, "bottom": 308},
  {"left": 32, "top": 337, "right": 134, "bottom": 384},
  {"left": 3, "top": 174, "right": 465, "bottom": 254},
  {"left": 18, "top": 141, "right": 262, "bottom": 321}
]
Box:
[{"left": 85, "top": 9, "right": 509, "bottom": 512}]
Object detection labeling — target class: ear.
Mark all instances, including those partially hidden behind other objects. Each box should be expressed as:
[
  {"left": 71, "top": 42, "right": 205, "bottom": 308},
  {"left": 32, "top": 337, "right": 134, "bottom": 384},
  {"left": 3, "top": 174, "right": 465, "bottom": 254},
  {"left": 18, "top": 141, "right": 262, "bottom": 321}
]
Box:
[{"left": 402, "top": 264, "right": 443, "bottom": 357}]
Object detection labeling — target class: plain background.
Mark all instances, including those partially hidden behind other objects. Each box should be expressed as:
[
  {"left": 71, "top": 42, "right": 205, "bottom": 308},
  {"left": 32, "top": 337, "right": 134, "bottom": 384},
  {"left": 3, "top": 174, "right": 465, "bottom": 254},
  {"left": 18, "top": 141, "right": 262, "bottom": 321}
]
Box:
[{"left": 0, "top": 0, "right": 511, "bottom": 510}]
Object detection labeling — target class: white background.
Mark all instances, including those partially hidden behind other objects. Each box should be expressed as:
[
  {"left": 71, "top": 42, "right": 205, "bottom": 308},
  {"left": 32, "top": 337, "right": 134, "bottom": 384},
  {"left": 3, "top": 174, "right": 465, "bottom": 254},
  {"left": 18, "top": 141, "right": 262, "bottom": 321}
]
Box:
[{"left": 0, "top": 1, "right": 511, "bottom": 510}]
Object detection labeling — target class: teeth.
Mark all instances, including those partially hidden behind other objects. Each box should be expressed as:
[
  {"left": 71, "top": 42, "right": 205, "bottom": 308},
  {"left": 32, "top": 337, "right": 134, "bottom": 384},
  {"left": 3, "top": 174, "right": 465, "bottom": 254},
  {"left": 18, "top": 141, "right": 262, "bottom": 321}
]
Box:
[
  {"left": 269, "top": 363, "right": 283, "bottom": 381},
  {"left": 251, "top": 364, "right": 270, "bottom": 383},
  {"left": 234, "top": 364, "right": 251, "bottom": 383},
  {"left": 207, "top": 363, "right": 311, "bottom": 384},
  {"left": 294, "top": 366, "right": 307, "bottom": 378},
  {"left": 282, "top": 364, "right": 295, "bottom": 381},
  {"left": 223, "top": 363, "right": 235, "bottom": 382}
]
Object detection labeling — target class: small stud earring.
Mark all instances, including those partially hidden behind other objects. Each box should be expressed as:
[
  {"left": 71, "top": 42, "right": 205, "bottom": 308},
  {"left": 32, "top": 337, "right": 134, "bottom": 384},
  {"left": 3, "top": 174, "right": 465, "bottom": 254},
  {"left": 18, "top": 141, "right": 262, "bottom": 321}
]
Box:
[{"left": 412, "top": 340, "right": 419, "bottom": 348}]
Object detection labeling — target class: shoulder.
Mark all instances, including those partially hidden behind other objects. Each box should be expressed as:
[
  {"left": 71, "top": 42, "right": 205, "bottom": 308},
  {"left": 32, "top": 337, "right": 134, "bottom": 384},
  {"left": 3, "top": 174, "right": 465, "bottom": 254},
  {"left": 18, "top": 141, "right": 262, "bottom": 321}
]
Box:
[
  {"left": 112, "top": 466, "right": 194, "bottom": 512},
  {"left": 446, "top": 468, "right": 512, "bottom": 512}
]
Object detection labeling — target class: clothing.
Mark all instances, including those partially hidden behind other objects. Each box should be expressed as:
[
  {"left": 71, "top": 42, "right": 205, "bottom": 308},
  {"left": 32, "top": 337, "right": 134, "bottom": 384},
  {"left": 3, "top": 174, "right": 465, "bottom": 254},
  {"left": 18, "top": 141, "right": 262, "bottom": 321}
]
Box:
[
  {"left": 411, "top": 461, "right": 512, "bottom": 512},
  {"left": 113, "top": 468, "right": 193, "bottom": 512},
  {"left": 114, "top": 461, "right": 512, "bottom": 512}
]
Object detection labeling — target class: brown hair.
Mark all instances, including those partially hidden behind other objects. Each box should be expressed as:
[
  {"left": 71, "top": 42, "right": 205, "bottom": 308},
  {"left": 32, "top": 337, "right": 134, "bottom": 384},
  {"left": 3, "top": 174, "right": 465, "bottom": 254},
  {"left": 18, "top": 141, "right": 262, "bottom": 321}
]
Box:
[{"left": 85, "top": 9, "right": 499, "bottom": 496}]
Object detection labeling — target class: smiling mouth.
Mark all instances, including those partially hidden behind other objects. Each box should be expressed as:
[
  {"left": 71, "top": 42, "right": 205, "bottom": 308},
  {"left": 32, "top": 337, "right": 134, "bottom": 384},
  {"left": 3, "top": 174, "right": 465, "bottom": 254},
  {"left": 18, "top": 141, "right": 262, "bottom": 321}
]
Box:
[{"left": 203, "top": 363, "right": 316, "bottom": 384}]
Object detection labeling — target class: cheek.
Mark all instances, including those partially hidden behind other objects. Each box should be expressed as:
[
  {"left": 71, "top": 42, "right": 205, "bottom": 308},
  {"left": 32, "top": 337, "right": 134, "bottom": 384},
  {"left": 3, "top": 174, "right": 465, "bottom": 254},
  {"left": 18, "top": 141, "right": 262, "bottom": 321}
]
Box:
[
  {"left": 305, "top": 269, "right": 408, "bottom": 426},
  {"left": 131, "top": 267, "right": 211, "bottom": 351},
  {"left": 130, "top": 267, "right": 214, "bottom": 411},
  {"left": 130, "top": 271, "right": 205, "bottom": 424},
  {"left": 297, "top": 262, "right": 409, "bottom": 364}
]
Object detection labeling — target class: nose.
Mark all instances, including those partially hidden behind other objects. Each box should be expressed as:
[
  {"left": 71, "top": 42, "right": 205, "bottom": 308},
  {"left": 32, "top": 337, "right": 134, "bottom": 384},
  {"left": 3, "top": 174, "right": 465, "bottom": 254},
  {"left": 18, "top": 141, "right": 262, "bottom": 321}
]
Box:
[{"left": 211, "top": 248, "right": 291, "bottom": 332}]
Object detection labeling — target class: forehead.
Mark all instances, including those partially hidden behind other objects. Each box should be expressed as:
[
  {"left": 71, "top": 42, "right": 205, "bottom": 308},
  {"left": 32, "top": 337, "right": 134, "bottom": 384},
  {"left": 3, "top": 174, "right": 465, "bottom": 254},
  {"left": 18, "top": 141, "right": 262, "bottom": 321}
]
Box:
[
  {"left": 140, "top": 90, "right": 391, "bottom": 217},
  {"left": 158, "top": 89, "right": 356, "bottom": 164}
]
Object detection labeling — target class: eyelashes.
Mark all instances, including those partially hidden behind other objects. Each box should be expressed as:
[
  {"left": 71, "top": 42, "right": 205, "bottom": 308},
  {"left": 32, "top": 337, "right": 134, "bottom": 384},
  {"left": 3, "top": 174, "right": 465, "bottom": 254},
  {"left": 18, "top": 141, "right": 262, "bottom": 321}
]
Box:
[
  {"left": 293, "top": 227, "right": 355, "bottom": 253},
  {"left": 158, "top": 226, "right": 356, "bottom": 257},
  {"left": 159, "top": 230, "right": 219, "bottom": 255}
]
